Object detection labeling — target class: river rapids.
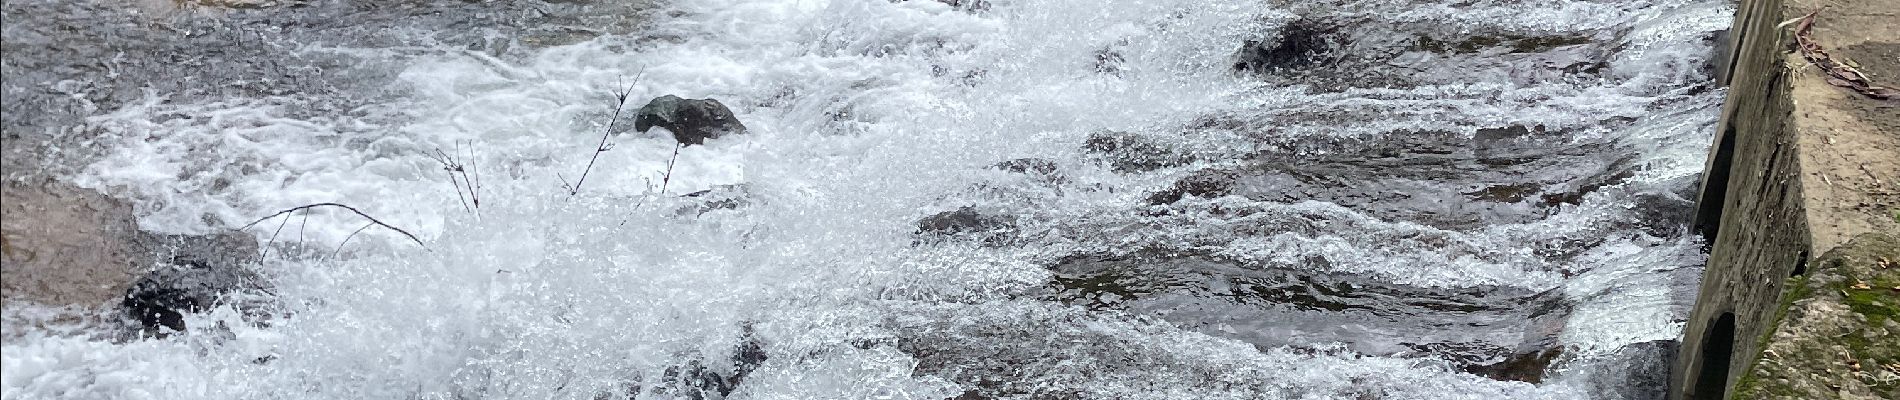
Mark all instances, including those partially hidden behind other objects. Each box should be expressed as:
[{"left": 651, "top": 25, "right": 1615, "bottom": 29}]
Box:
[{"left": 1, "top": 0, "right": 1731, "bottom": 399}]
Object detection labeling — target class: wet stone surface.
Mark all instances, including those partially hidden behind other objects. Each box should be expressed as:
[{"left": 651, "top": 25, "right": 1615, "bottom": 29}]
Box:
[
  {"left": 1228, "top": 15, "right": 1619, "bottom": 92},
  {"left": 2, "top": 178, "right": 262, "bottom": 336},
  {"left": 0, "top": 0, "right": 1724, "bottom": 396},
  {"left": 1041, "top": 253, "right": 1572, "bottom": 375},
  {"left": 916, "top": 206, "right": 1017, "bottom": 245},
  {"left": 1081, "top": 130, "right": 1197, "bottom": 173},
  {"left": 2, "top": 0, "right": 656, "bottom": 159},
  {"left": 1145, "top": 130, "right": 1638, "bottom": 230},
  {"left": 677, "top": 184, "right": 753, "bottom": 216},
  {"left": 989, "top": 158, "right": 1063, "bottom": 183},
  {"left": 635, "top": 95, "right": 750, "bottom": 145},
  {"left": 122, "top": 245, "right": 266, "bottom": 335}
]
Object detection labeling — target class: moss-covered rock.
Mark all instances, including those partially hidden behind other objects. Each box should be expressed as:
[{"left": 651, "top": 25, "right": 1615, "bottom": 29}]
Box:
[{"left": 1733, "top": 233, "right": 1900, "bottom": 400}]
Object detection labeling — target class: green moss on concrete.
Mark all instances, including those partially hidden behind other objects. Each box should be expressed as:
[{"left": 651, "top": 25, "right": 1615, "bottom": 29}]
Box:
[
  {"left": 1732, "top": 272, "right": 1813, "bottom": 398},
  {"left": 1733, "top": 233, "right": 1900, "bottom": 400}
]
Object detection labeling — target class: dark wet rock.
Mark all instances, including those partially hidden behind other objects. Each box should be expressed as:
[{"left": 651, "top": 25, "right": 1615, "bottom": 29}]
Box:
[
  {"left": 1222, "top": 14, "right": 1616, "bottom": 92},
  {"left": 1626, "top": 191, "right": 1696, "bottom": 237},
  {"left": 1410, "top": 289, "right": 1572, "bottom": 384},
  {"left": 656, "top": 360, "right": 733, "bottom": 399},
  {"left": 1473, "top": 124, "right": 1547, "bottom": 142},
  {"left": 1143, "top": 132, "right": 1635, "bottom": 230},
  {"left": 3, "top": 178, "right": 262, "bottom": 336},
  {"left": 1233, "top": 19, "right": 1339, "bottom": 73},
  {"left": 1485, "top": 42, "right": 1614, "bottom": 84},
  {"left": 678, "top": 184, "right": 751, "bottom": 216},
  {"left": 887, "top": 307, "right": 1184, "bottom": 399},
  {"left": 990, "top": 158, "right": 1058, "bottom": 176},
  {"left": 145, "top": 233, "right": 262, "bottom": 276},
  {"left": 1414, "top": 35, "right": 1594, "bottom": 55},
  {"left": 2, "top": 0, "right": 656, "bottom": 141},
  {"left": 1146, "top": 169, "right": 1239, "bottom": 204},
  {"left": 178, "top": 0, "right": 302, "bottom": 9},
  {"left": 1040, "top": 250, "right": 1586, "bottom": 384},
  {"left": 890, "top": 0, "right": 989, "bottom": 12},
  {"left": 934, "top": 0, "right": 990, "bottom": 12},
  {"left": 1094, "top": 47, "right": 1126, "bottom": 75},
  {"left": 635, "top": 95, "right": 749, "bottom": 145},
  {"left": 1081, "top": 131, "right": 1194, "bottom": 173},
  {"left": 1580, "top": 340, "right": 1677, "bottom": 400},
  {"left": 1538, "top": 169, "right": 1633, "bottom": 207},
  {"left": 122, "top": 246, "right": 265, "bottom": 335},
  {"left": 1045, "top": 254, "right": 1563, "bottom": 360},
  {"left": 1464, "top": 182, "right": 1545, "bottom": 203},
  {"left": 1465, "top": 347, "right": 1565, "bottom": 383},
  {"left": 641, "top": 325, "right": 769, "bottom": 400},
  {"left": 989, "top": 158, "right": 1064, "bottom": 184},
  {"left": 731, "top": 328, "right": 768, "bottom": 380},
  {"left": 916, "top": 207, "right": 1015, "bottom": 244}
]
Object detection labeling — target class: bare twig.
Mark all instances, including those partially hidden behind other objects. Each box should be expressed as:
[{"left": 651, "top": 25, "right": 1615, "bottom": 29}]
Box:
[
  {"left": 296, "top": 211, "right": 311, "bottom": 254},
  {"left": 1791, "top": 10, "right": 1900, "bottom": 100},
  {"left": 660, "top": 142, "right": 682, "bottom": 194},
  {"left": 242, "top": 203, "right": 429, "bottom": 250},
  {"left": 466, "top": 143, "right": 481, "bottom": 209},
  {"left": 426, "top": 142, "right": 481, "bottom": 213},
  {"left": 566, "top": 71, "right": 646, "bottom": 195},
  {"left": 428, "top": 148, "right": 469, "bottom": 212},
  {"left": 330, "top": 222, "right": 376, "bottom": 260},
  {"left": 259, "top": 210, "right": 294, "bottom": 260}
]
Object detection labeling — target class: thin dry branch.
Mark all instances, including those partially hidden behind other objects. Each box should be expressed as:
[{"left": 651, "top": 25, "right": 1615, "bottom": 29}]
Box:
[
  {"left": 660, "top": 142, "right": 682, "bottom": 194},
  {"left": 426, "top": 141, "right": 482, "bottom": 213},
  {"left": 467, "top": 143, "right": 482, "bottom": 208},
  {"left": 259, "top": 210, "right": 294, "bottom": 260},
  {"left": 565, "top": 71, "right": 646, "bottom": 195},
  {"left": 331, "top": 222, "right": 376, "bottom": 259},
  {"left": 1792, "top": 10, "right": 1900, "bottom": 100},
  {"left": 242, "top": 203, "right": 429, "bottom": 250}
]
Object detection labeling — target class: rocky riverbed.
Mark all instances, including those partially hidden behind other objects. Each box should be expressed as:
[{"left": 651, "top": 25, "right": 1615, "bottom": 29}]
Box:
[{"left": 4, "top": 0, "right": 1730, "bottom": 398}]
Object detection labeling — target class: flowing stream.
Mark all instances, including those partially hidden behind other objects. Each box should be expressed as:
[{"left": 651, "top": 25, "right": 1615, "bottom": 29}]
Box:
[{"left": 2, "top": 0, "right": 1731, "bottom": 398}]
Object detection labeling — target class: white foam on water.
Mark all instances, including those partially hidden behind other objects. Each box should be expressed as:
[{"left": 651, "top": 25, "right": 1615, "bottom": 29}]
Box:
[{"left": 10, "top": 0, "right": 1732, "bottom": 398}]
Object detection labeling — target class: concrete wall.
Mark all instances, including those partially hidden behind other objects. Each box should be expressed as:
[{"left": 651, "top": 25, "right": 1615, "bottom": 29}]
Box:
[{"left": 1672, "top": 0, "right": 1900, "bottom": 398}]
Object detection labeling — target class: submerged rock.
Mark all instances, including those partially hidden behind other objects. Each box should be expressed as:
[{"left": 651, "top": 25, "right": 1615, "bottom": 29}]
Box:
[
  {"left": 122, "top": 235, "right": 265, "bottom": 335},
  {"left": 1413, "top": 34, "right": 1594, "bottom": 55},
  {"left": 916, "top": 207, "right": 1016, "bottom": 244},
  {"left": 2, "top": 178, "right": 263, "bottom": 336},
  {"left": 677, "top": 184, "right": 753, "bottom": 216},
  {"left": 635, "top": 95, "right": 749, "bottom": 145},
  {"left": 635, "top": 324, "right": 769, "bottom": 399},
  {"left": 1465, "top": 347, "right": 1565, "bottom": 383},
  {"left": 1081, "top": 131, "right": 1194, "bottom": 173},
  {"left": 1145, "top": 168, "right": 1239, "bottom": 204},
  {"left": 1043, "top": 251, "right": 1584, "bottom": 384},
  {"left": 1133, "top": 132, "right": 1635, "bottom": 230},
  {"left": 1582, "top": 340, "right": 1677, "bottom": 400},
  {"left": 989, "top": 158, "right": 1065, "bottom": 184},
  {"left": 990, "top": 158, "right": 1059, "bottom": 177},
  {"left": 1046, "top": 253, "right": 1559, "bottom": 353},
  {"left": 1233, "top": 19, "right": 1338, "bottom": 73}
]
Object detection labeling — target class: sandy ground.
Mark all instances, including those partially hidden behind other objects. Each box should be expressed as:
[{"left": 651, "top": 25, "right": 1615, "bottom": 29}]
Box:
[{"left": 1788, "top": 0, "right": 1900, "bottom": 254}]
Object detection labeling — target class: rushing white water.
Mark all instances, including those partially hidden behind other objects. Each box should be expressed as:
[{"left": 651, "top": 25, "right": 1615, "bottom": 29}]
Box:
[{"left": 4, "top": 0, "right": 1731, "bottom": 398}]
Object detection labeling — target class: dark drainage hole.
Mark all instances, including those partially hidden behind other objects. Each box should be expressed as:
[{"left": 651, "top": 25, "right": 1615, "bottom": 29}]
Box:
[
  {"left": 1790, "top": 251, "right": 1809, "bottom": 277},
  {"left": 1692, "top": 312, "right": 1737, "bottom": 400}
]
